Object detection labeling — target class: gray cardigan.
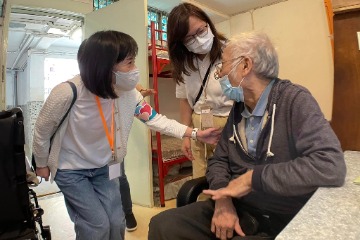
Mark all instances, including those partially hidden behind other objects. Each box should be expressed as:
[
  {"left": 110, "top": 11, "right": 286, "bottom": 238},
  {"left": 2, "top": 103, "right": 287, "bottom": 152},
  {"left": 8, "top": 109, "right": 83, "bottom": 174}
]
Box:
[{"left": 206, "top": 79, "right": 346, "bottom": 215}]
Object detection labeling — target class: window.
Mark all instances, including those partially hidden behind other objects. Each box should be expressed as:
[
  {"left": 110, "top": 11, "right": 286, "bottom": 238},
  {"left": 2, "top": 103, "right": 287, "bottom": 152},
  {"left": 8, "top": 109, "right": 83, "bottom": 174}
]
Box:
[
  {"left": 93, "top": 0, "right": 119, "bottom": 11},
  {"left": 44, "top": 58, "right": 79, "bottom": 100},
  {"left": 148, "top": 7, "right": 168, "bottom": 41}
]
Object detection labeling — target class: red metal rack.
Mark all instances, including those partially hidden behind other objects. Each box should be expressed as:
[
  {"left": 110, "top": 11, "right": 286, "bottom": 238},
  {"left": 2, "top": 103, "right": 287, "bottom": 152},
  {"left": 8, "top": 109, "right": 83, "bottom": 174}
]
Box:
[{"left": 149, "top": 21, "right": 189, "bottom": 207}]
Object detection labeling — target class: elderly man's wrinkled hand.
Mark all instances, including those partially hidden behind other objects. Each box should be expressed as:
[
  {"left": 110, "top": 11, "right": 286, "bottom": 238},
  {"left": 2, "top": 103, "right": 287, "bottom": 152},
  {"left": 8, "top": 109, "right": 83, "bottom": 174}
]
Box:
[
  {"left": 196, "top": 127, "right": 222, "bottom": 145},
  {"left": 203, "top": 170, "right": 253, "bottom": 200},
  {"left": 211, "top": 198, "right": 245, "bottom": 239}
]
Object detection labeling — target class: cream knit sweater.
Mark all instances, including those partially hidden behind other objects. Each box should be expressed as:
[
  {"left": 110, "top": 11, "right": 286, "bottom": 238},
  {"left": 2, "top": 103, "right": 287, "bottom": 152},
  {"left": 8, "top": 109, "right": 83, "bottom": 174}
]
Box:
[{"left": 33, "top": 75, "right": 187, "bottom": 181}]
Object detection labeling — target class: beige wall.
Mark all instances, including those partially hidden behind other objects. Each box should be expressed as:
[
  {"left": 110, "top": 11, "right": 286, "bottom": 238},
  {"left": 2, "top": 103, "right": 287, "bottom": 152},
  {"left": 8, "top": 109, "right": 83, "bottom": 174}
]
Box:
[
  {"left": 216, "top": 0, "right": 333, "bottom": 120},
  {"left": 85, "top": 0, "right": 153, "bottom": 207}
]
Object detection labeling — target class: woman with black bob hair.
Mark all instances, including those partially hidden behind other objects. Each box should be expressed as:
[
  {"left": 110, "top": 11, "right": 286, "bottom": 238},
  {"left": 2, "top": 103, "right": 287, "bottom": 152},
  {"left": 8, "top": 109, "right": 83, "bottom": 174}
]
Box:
[
  {"left": 79, "top": 31, "right": 138, "bottom": 99},
  {"left": 167, "top": 3, "right": 234, "bottom": 179},
  {"left": 33, "top": 30, "right": 221, "bottom": 240}
]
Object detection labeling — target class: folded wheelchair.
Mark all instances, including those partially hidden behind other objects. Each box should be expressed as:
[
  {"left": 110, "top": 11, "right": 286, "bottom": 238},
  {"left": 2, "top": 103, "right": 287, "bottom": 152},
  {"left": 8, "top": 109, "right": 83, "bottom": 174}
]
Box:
[{"left": 0, "top": 108, "right": 51, "bottom": 240}]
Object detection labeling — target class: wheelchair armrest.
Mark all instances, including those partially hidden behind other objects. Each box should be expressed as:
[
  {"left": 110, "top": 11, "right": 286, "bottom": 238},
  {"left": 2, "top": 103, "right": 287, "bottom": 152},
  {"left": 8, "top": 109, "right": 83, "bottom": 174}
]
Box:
[{"left": 176, "top": 176, "right": 209, "bottom": 208}]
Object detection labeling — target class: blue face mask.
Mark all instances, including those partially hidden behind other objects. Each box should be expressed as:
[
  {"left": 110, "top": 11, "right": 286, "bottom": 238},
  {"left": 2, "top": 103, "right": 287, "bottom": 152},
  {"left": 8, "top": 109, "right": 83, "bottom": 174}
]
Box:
[{"left": 220, "top": 76, "right": 245, "bottom": 102}]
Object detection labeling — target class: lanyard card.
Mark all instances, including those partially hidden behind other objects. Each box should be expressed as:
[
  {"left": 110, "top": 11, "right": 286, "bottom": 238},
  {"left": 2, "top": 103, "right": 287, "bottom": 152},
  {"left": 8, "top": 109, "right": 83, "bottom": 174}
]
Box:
[
  {"left": 200, "top": 104, "right": 214, "bottom": 129},
  {"left": 108, "top": 160, "right": 120, "bottom": 180}
]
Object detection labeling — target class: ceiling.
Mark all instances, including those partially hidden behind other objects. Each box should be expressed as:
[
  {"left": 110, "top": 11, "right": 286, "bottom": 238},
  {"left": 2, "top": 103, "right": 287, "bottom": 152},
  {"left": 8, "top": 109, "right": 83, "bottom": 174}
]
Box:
[
  {"left": 6, "top": 6, "right": 83, "bottom": 71},
  {"left": 148, "top": 0, "right": 284, "bottom": 22},
  {"left": 6, "top": 0, "right": 284, "bottom": 72}
]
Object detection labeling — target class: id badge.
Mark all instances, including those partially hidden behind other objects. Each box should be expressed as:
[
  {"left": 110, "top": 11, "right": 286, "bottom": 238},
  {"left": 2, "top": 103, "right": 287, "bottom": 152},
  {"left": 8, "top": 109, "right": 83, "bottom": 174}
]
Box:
[
  {"left": 108, "top": 153, "right": 120, "bottom": 180},
  {"left": 200, "top": 104, "right": 214, "bottom": 129}
]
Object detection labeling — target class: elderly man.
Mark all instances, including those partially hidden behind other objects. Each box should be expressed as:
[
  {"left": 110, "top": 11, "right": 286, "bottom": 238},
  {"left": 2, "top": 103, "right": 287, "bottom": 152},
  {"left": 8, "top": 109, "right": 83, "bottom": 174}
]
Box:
[{"left": 148, "top": 32, "right": 346, "bottom": 240}]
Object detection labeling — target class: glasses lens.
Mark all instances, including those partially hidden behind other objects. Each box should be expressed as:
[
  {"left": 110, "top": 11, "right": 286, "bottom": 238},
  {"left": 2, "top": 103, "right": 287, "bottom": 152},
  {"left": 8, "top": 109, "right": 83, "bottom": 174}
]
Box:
[
  {"left": 188, "top": 37, "right": 196, "bottom": 45},
  {"left": 184, "top": 36, "right": 195, "bottom": 46},
  {"left": 197, "top": 25, "right": 208, "bottom": 38}
]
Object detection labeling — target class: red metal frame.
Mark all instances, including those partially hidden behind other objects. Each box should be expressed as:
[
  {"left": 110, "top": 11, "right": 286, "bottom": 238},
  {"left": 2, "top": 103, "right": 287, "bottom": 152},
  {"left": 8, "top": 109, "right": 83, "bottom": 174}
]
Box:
[{"left": 149, "top": 21, "right": 189, "bottom": 207}]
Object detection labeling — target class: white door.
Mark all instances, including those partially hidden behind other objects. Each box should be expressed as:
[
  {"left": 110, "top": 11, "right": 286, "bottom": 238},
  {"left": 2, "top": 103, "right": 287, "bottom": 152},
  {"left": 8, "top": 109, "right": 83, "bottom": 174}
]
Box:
[{"left": 85, "top": 0, "right": 153, "bottom": 207}]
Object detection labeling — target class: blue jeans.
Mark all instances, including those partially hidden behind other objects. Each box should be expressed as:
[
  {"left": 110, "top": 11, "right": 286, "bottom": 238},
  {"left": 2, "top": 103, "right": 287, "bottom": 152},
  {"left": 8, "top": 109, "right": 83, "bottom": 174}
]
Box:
[
  {"left": 55, "top": 165, "right": 125, "bottom": 240},
  {"left": 119, "top": 161, "right": 132, "bottom": 215}
]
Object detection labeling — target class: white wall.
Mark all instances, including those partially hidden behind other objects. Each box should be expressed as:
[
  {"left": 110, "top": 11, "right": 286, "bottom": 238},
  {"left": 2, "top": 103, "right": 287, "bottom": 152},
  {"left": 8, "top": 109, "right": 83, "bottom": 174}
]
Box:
[
  {"left": 149, "top": 77, "right": 181, "bottom": 123},
  {"left": 216, "top": 0, "right": 333, "bottom": 120},
  {"left": 5, "top": 72, "right": 15, "bottom": 107}
]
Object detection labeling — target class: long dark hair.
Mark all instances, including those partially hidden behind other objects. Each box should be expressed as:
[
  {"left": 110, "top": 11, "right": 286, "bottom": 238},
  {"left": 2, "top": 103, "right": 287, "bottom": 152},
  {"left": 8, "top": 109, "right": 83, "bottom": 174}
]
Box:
[
  {"left": 78, "top": 31, "right": 138, "bottom": 99},
  {"left": 167, "top": 3, "right": 227, "bottom": 84}
]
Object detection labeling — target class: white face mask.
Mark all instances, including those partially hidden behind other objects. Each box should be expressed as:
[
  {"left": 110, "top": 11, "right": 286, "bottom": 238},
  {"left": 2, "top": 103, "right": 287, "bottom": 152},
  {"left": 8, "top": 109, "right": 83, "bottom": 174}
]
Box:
[
  {"left": 185, "top": 27, "right": 214, "bottom": 54},
  {"left": 114, "top": 68, "right": 140, "bottom": 91}
]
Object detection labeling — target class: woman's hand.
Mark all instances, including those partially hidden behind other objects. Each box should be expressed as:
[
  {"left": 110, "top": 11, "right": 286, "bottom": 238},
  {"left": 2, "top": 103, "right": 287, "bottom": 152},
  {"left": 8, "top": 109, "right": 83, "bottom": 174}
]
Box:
[
  {"left": 36, "top": 167, "right": 50, "bottom": 181},
  {"left": 181, "top": 138, "right": 194, "bottom": 160},
  {"left": 203, "top": 170, "right": 253, "bottom": 200},
  {"left": 140, "top": 88, "right": 157, "bottom": 97},
  {"left": 196, "top": 127, "right": 222, "bottom": 145}
]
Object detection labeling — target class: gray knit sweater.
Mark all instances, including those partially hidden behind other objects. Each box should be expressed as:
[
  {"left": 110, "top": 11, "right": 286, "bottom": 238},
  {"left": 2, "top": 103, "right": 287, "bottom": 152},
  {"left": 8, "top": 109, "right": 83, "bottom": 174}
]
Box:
[
  {"left": 33, "top": 75, "right": 187, "bottom": 181},
  {"left": 206, "top": 79, "right": 346, "bottom": 215}
]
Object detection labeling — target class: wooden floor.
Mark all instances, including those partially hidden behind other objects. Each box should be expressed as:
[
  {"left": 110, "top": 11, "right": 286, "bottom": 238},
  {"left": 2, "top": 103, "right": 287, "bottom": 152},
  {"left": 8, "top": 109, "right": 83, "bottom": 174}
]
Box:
[{"left": 38, "top": 193, "right": 176, "bottom": 240}]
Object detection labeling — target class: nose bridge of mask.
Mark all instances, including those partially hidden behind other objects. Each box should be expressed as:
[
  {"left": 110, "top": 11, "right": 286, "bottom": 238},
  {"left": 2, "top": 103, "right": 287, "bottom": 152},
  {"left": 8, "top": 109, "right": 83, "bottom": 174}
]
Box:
[
  {"left": 195, "top": 26, "right": 213, "bottom": 44},
  {"left": 115, "top": 68, "right": 139, "bottom": 76}
]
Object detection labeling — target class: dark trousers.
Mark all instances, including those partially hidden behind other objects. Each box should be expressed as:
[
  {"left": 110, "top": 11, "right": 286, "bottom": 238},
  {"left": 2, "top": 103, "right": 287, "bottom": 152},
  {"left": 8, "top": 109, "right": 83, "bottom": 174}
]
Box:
[
  {"left": 148, "top": 199, "right": 295, "bottom": 240},
  {"left": 119, "top": 161, "right": 133, "bottom": 215}
]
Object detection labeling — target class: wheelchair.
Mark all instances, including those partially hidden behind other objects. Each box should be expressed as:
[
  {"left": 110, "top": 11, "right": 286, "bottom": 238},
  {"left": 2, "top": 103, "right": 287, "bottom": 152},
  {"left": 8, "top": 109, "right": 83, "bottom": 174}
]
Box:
[
  {"left": 0, "top": 108, "right": 51, "bottom": 240},
  {"left": 176, "top": 177, "right": 274, "bottom": 240}
]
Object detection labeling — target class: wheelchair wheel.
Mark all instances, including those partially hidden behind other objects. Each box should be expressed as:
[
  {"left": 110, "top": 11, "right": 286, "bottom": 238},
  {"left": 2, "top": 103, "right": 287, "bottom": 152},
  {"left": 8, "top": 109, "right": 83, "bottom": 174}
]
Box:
[{"left": 42, "top": 225, "right": 51, "bottom": 240}]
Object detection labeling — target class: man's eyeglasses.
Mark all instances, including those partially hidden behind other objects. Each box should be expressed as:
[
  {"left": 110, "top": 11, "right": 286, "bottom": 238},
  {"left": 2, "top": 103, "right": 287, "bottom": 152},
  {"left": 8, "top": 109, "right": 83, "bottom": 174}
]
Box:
[
  {"left": 214, "top": 56, "right": 244, "bottom": 80},
  {"left": 184, "top": 24, "right": 209, "bottom": 46}
]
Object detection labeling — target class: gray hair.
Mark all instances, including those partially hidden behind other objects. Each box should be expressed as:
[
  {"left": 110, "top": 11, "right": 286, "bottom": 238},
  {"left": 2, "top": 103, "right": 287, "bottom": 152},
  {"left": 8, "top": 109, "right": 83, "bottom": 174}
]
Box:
[{"left": 228, "top": 32, "right": 279, "bottom": 79}]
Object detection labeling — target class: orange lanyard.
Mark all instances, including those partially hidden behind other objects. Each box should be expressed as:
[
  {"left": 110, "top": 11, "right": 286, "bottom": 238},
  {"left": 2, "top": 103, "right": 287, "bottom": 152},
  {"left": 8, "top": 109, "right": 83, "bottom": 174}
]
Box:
[{"left": 95, "top": 96, "right": 114, "bottom": 152}]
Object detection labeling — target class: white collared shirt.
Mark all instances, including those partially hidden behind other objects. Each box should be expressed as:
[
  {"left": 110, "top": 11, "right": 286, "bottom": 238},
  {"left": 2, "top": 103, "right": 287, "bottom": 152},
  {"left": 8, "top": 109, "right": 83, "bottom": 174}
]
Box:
[{"left": 176, "top": 54, "right": 233, "bottom": 116}]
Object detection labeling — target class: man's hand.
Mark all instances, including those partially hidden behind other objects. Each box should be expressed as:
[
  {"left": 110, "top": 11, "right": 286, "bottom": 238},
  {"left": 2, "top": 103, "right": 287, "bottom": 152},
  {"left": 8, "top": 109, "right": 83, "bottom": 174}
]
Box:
[
  {"left": 36, "top": 166, "right": 50, "bottom": 181},
  {"left": 196, "top": 127, "right": 222, "bottom": 145},
  {"left": 211, "top": 198, "right": 245, "bottom": 239},
  {"left": 181, "top": 138, "right": 193, "bottom": 160},
  {"left": 203, "top": 170, "right": 253, "bottom": 200}
]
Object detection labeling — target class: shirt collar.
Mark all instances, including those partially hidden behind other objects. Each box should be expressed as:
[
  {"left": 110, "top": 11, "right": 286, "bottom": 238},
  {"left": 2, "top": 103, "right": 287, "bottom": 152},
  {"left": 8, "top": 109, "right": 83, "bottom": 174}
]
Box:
[{"left": 242, "top": 79, "right": 275, "bottom": 118}]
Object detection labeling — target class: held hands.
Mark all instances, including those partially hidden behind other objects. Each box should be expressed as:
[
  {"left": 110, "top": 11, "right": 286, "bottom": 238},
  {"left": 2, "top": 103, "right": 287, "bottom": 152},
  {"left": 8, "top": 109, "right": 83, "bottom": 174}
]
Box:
[
  {"left": 211, "top": 198, "right": 245, "bottom": 239},
  {"left": 196, "top": 127, "right": 222, "bottom": 145},
  {"left": 203, "top": 170, "right": 253, "bottom": 200},
  {"left": 36, "top": 167, "right": 50, "bottom": 181},
  {"left": 181, "top": 138, "right": 194, "bottom": 160}
]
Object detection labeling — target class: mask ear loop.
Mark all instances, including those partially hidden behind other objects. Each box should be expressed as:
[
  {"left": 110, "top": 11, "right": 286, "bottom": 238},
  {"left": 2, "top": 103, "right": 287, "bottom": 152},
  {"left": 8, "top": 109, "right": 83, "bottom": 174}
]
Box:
[{"left": 238, "top": 77, "right": 245, "bottom": 88}]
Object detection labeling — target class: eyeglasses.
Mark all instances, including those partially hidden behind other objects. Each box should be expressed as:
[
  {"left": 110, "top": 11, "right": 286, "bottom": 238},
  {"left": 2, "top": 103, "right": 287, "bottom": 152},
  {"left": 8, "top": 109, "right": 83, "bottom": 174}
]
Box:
[
  {"left": 214, "top": 56, "right": 244, "bottom": 80},
  {"left": 183, "top": 24, "right": 209, "bottom": 46}
]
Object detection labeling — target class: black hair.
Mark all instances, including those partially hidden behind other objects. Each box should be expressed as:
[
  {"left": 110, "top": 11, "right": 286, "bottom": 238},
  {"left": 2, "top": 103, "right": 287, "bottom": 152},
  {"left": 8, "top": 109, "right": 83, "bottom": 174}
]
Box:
[
  {"left": 78, "top": 31, "right": 138, "bottom": 98},
  {"left": 167, "top": 3, "right": 227, "bottom": 84}
]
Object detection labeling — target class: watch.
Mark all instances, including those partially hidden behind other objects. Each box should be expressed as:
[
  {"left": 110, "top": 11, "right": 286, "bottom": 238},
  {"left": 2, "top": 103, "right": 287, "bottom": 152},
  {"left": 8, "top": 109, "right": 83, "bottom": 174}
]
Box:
[{"left": 191, "top": 128, "right": 198, "bottom": 140}]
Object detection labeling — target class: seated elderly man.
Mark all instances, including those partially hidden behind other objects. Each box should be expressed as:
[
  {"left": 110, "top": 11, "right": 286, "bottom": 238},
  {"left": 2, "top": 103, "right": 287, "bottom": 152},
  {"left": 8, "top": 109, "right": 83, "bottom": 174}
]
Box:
[{"left": 148, "top": 32, "right": 346, "bottom": 240}]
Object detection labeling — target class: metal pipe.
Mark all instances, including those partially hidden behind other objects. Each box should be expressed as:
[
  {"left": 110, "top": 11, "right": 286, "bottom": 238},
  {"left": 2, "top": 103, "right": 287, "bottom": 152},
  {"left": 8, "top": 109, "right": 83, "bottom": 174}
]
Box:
[
  {"left": 14, "top": 71, "right": 18, "bottom": 106},
  {"left": 11, "top": 34, "right": 34, "bottom": 70}
]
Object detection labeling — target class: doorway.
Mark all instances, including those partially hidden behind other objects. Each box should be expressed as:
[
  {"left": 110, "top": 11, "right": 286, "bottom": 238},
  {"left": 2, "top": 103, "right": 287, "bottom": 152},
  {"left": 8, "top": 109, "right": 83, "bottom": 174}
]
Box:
[{"left": 5, "top": 6, "right": 83, "bottom": 159}]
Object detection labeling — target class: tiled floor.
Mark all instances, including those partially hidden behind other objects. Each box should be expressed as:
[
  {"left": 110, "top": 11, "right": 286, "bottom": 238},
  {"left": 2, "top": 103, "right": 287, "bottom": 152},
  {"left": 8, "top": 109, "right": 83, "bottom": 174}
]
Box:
[{"left": 37, "top": 192, "right": 176, "bottom": 240}]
